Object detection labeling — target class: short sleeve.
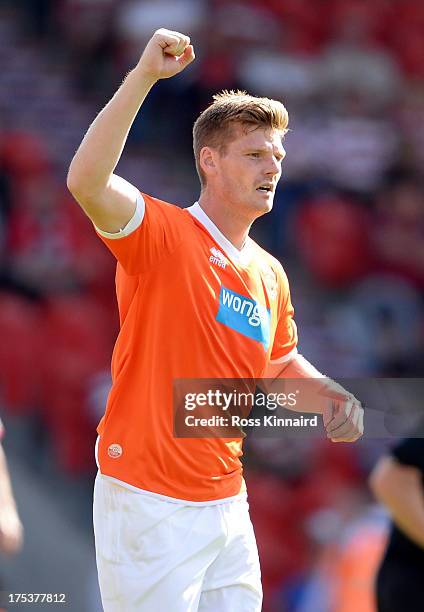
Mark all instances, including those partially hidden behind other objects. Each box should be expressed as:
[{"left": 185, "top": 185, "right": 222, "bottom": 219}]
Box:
[
  {"left": 391, "top": 438, "right": 424, "bottom": 473},
  {"left": 269, "top": 264, "right": 298, "bottom": 363},
  {"left": 95, "top": 192, "right": 185, "bottom": 275}
]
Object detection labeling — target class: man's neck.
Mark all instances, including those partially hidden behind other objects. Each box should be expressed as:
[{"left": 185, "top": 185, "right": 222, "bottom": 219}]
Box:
[{"left": 197, "top": 192, "right": 251, "bottom": 251}]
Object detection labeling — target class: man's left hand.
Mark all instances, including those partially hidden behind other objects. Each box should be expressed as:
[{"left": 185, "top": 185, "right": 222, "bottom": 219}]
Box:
[{"left": 323, "top": 396, "right": 364, "bottom": 442}]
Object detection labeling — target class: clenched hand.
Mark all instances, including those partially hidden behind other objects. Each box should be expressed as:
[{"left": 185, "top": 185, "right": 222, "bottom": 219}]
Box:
[{"left": 137, "top": 28, "right": 195, "bottom": 81}]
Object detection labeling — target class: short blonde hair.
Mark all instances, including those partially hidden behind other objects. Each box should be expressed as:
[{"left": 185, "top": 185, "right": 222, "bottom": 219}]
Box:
[{"left": 193, "top": 90, "right": 289, "bottom": 187}]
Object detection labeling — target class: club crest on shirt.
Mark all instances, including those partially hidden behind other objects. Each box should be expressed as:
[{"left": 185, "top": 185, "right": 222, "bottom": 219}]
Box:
[
  {"left": 209, "top": 247, "right": 227, "bottom": 269},
  {"left": 108, "top": 443, "right": 123, "bottom": 458},
  {"left": 261, "top": 265, "right": 278, "bottom": 301}
]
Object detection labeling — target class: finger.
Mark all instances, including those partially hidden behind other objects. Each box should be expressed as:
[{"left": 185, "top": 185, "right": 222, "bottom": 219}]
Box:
[
  {"left": 329, "top": 431, "right": 362, "bottom": 443},
  {"left": 171, "top": 39, "right": 188, "bottom": 57},
  {"left": 351, "top": 402, "right": 361, "bottom": 431},
  {"left": 327, "top": 418, "right": 355, "bottom": 440},
  {"left": 157, "top": 31, "right": 179, "bottom": 47},
  {"left": 326, "top": 399, "right": 353, "bottom": 433},
  {"left": 162, "top": 34, "right": 190, "bottom": 57},
  {"left": 175, "top": 35, "right": 191, "bottom": 56},
  {"left": 322, "top": 402, "right": 335, "bottom": 428},
  {"left": 162, "top": 30, "right": 190, "bottom": 45},
  {"left": 159, "top": 34, "right": 182, "bottom": 55},
  {"left": 176, "top": 44, "right": 195, "bottom": 69},
  {"left": 328, "top": 404, "right": 364, "bottom": 442},
  {"left": 357, "top": 405, "right": 364, "bottom": 437},
  {"left": 327, "top": 402, "right": 355, "bottom": 436}
]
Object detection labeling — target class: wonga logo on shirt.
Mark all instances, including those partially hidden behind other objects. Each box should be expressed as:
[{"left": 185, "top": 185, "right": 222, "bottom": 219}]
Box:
[{"left": 216, "top": 286, "right": 270, "bottom": 349}]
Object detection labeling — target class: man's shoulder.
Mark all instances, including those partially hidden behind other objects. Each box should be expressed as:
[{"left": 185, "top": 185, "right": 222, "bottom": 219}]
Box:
[
  {"left": 142, "top": 192, "right": 191, "bottom": 219},
  {"left": 141, "top": 193, "right": 200, "bottom": 239}
]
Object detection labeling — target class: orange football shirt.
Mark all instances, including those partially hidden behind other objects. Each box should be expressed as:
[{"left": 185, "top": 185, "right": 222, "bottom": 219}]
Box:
[{"left": 95, "top": 193, "right": 297, "bottom": 502}]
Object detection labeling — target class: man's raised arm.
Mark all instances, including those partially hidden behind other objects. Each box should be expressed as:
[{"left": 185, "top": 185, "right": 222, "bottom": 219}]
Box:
[{"left": 67, "top": 29, "right": 195, "bottom": 233}]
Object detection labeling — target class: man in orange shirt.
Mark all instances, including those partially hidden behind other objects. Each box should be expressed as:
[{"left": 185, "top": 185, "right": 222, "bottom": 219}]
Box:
[{"left": 68, "top": 28, "right": 364, "bottom": 612}]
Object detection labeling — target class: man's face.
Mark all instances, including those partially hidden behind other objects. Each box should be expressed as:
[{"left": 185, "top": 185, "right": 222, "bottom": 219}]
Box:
[{"left": 207, "top": 125, "right": 286, "bottom": 219}]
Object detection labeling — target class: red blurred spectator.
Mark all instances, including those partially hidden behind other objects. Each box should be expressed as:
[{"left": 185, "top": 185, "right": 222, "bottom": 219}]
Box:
[
  {"left": 38, "top": 295, "right": 113, "bottom": 474},
  {"left": 295, "top": 195, "right": 371, "bottom": 288},
  {"left": 386, "top": 0, "right": 424, "bottom": 78},
  {"left": 0, "top": 131, "right": 50, "bottom": 179},
  {"left": 253, "top": 0, "right": 328, "bottom": 52},
  {"left": 5, "top": 172, "right": 114, "bottom": 301},
  {"left": 396, "top": 84, "right": 424, "bottom": 173},
  {"left": 328, "top": 0, "right": 393, "bottom": 46},
  {"left": 373, "top": 177, "right": 424, "bottom": 288},
  {"left": 0, "top": 292, "right": 42, "bottom": 414}
]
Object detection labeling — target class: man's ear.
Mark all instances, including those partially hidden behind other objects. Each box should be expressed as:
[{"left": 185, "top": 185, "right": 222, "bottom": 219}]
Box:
[{"left": 199, "top": 146, "right": 217, "bottom": 180}]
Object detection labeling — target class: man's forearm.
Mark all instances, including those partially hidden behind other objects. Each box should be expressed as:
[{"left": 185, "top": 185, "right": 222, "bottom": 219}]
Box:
[
  {"left": 68, "top": 66, "right": 157, "bottom": 197},
  {"left": 264, "top": 354, "right": 328, "bottom": 414}
]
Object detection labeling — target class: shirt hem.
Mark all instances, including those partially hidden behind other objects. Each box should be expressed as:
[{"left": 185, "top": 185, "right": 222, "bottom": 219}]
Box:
[{"left": 98, "top": 472, "right": 247, "bottom": 506}]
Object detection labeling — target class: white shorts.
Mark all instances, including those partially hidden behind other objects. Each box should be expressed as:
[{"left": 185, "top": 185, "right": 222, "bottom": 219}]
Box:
[{"left": 93, "top": 474, "right": 262, "bottom": 612}]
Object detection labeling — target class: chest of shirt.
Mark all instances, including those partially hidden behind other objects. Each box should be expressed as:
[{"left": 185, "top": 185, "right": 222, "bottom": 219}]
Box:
[{"left": 148, "top": 232, "right": 281, "bottom": 352}]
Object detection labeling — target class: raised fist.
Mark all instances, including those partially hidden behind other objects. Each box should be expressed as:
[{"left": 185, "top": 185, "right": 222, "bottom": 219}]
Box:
[{"left": 137, "top": 28, "right": 195, "bottom": 81}]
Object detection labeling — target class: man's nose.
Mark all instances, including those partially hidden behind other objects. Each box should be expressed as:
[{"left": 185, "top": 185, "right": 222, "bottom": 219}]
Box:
[{"left": 265, "top": 157, "right": 281, "bottom": 175}]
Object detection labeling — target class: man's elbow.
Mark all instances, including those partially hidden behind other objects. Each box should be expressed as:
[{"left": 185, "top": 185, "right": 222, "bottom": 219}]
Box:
[
  {"left": 67, "top": 162, "right": 89, "bottom": 201},
  {"left": 67, "top": 180, "right": 90, "bottom": 219},
  {"left": 67, "top": 160, "right": 83, "bottom": 199},
  {"left": 66, "top": 165, "right": 102, "bottom": 217}
]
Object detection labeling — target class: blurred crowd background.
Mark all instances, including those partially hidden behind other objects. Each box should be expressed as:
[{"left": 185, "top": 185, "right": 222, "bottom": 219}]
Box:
[{"left": 0, "top": 1, "right": 423, "bottom": 611}]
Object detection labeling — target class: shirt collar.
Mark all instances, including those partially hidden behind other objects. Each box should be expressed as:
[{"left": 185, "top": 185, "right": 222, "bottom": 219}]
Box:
[{"left": 186, "top": 202, "right": 253, "bottom": 266}]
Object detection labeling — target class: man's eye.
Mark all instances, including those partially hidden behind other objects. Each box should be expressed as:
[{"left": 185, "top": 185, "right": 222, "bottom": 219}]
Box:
[{"left": 249, "top": 153, "right": 260, "bottom": 158}]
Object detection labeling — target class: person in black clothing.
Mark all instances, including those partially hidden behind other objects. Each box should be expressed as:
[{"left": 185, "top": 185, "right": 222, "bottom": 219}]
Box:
[{"left": 369, "top": 438, "right": 424, "bottom": 612}]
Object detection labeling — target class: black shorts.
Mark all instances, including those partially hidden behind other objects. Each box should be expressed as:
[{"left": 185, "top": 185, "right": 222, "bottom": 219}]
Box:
[{"left": 377, "top": 558, "right": 424, "bottom": 612}]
